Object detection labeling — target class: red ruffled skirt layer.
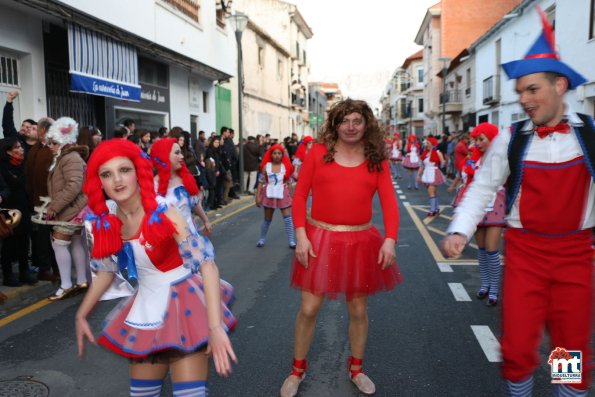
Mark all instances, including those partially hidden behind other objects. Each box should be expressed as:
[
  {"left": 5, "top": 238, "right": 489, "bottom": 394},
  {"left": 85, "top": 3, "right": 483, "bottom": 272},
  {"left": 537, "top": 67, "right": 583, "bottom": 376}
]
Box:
[
  {"left": 290, "top": 223, "right": 403, "bottom": 300},
  {"left": 260, "top": 185, "right": 292, "bottom": 209},
  {"left": 98, "top": 274, "right": 237, "bottom": 359},
  {"left": 477, "top": 189, "right": 506, "bottom": 227}
]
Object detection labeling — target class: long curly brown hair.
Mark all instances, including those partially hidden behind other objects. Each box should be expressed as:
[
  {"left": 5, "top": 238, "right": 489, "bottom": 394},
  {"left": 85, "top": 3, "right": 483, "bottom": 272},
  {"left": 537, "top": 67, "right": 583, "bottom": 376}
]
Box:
[{"left": 319, "top": 98, "right": 386, "bottom": 172}]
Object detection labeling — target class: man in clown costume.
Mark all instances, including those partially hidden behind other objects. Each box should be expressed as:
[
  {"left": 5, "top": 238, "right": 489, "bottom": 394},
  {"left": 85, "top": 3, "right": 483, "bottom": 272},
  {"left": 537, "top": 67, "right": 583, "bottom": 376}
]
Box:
[{"left": 442, "top": 7, "right": 594, "bottom": 397}]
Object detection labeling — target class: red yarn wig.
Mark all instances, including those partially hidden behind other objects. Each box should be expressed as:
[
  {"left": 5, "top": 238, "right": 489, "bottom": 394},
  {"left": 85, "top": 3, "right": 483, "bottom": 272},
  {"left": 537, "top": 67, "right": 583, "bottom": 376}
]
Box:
[
  {"left": 150, "top": 138, "right": 199, "bottom": 197},
  {"left": 293, "top": 136, "right": 315, "bottom": 163},
  {"left": 471, "top": 122, "right": 499, "bottom": 142},
  {"left": 463, "top": 145, "right": 483, "bottom": 177},
  {"left": 407, "top": 135, "right": 420, "bottom": 152},
  {"left": 421, "top": 137, "right": 441, "bottom": 164},
  {"left": 260, "top": 144, "right": 294, "bottom": 182},
  {"left": 83, "top": 139, "right": 177, "bottom": 259}
]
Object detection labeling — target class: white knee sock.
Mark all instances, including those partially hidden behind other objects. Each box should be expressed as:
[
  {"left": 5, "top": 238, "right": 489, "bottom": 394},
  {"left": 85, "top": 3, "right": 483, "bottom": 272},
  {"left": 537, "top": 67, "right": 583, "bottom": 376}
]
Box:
[
  {"left": 70, "top": 234, "right": 88, "bottom": 285},
  {"left": 51, "top": 238, "right": 73, "bottom": 290}
]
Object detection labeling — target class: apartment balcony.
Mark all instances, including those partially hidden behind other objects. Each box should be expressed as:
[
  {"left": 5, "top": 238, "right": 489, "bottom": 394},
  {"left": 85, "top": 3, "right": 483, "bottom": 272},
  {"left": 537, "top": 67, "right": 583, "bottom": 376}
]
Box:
[
  {"left": 439, "top": 89, "right": 462, "bottom": 114},
  {"left": 483, "top": 74, "right": 500, "bottom": 105},
  {"left": 291, "top": 94, "right": 305, "bottom": 109}
]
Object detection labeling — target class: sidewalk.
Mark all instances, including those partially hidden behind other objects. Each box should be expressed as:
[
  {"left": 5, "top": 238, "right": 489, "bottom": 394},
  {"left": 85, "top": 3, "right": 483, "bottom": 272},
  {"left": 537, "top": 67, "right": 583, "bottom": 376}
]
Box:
[{"left": 0, "top": 194, "right": 254, "bottom": 313}]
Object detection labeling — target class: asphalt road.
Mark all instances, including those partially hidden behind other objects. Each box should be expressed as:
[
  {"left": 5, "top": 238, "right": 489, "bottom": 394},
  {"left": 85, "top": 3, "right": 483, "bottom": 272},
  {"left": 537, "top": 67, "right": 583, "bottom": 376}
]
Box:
[{"left": 0, "top": 179, "right": 576, "bottom": 396}]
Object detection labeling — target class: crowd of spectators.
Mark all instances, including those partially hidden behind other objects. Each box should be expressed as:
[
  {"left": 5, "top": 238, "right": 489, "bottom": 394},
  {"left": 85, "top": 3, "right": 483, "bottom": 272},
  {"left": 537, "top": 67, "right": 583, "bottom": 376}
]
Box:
[{"left": 0, "top": 88, "right": 314, "bottom": 294}]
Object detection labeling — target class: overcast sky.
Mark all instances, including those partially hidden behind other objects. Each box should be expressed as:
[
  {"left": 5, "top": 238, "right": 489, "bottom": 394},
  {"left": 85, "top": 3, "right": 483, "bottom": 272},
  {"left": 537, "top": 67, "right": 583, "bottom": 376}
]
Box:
[{"left": 288, "top": 0, "right": 438, "bottom": 108}]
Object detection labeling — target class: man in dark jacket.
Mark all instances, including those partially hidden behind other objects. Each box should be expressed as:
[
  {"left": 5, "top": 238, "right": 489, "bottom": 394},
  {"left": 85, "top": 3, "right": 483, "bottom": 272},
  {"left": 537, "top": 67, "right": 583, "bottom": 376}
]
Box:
[
  {"left": 2, "top": 91, "right": 38, "bottom": 158},
  {"left": 26, "top": 117, "right": 58, "bottom": 281},
  {"left": 221, "top": 127, "right": 239, "bottom": 199},
  {"left": 243, "top": 136, "right": 260, "bottom": 194}
]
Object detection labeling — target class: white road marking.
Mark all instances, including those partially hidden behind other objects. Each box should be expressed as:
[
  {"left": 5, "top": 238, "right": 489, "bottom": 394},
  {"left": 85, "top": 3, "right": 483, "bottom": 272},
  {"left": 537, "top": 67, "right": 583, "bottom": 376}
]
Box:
[
  {"left": 403, "top": 201, "right": 410, "bottom": 206},
  {"left": 471, "top": 325, "right": 502, "bottom": 362},
  {"left": 437, "top": 261, "right": 478, "bottom": 266},
  {"left": 396, "top": 190, "right": 403, "bottom": 194},
  {"left": 448, "top": 283, "right": 471, "bottom": 301},
  {"left": 437, "top": 263, "right": 453, "bottom": 272},
  {"left": 399, "top": 195, "right": 406, "bottom": 199}
]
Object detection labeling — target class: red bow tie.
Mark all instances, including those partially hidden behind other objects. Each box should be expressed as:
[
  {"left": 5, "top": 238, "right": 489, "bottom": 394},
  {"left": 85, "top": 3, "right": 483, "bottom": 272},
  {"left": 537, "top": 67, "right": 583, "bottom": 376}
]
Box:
[{"left": 534, "top": 123, "right": 570, "bottom": 139}]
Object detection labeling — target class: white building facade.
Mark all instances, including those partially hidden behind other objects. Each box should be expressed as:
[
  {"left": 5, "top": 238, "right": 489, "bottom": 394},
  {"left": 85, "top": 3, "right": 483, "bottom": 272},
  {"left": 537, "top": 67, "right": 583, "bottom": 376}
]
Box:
[
  {"left": 0, "top": 0, "right": 236, "bottom": 137},
  {"left": 233, "top": 0, "right": 312, "bottom": 141}
]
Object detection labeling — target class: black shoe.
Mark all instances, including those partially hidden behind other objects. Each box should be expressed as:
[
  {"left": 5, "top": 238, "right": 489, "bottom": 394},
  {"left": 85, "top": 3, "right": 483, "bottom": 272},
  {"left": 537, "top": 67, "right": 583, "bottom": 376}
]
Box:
[
  {"left": 20, "top": 273, "right": 38, "bottom": 285},
  {"left": 486, "top": 297, "right": 498, "bottom": 306},
  {"left": 476, "top": 288, "right": 489, "bottom": 300},
  {"left": 3, "top": 275, "right": 22, "bottom": 287}
]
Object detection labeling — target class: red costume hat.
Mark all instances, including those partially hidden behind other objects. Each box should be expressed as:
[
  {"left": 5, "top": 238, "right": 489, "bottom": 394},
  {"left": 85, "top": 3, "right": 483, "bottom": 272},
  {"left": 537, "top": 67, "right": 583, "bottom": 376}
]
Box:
[
  {"left": 150, "top": 138, "right": 199, "bottom": 197},
  {"left": 260, "top": 144, "right": 294, "bottom": 182},
  {"left": 83, "top": 139, "right": 176, "bottom": 259},
  {"left": 471, "top": 122, "right": 499, "bottom": 142},
  {"left": 501, "top": 6, "right": 586, "bottom": 89}
]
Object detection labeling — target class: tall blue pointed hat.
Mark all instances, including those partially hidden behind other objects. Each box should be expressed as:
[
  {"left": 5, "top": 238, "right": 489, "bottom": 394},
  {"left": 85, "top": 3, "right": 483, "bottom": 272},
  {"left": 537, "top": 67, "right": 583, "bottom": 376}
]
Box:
[{"left": 501, "top": 6, "right": 587, "bottom": 89}]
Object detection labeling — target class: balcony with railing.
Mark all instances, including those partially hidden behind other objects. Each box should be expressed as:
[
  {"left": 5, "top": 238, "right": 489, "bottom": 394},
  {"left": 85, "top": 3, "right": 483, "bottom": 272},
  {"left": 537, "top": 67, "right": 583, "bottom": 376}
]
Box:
[
  {"left": 439, "top": 89, "right": 462, "bottom": 114},
  {"left": 483, "top": 74, "right": 500, "bottom": 105},
  {"left": 291, "top": 93, "right": 305, "bottom": 109}
]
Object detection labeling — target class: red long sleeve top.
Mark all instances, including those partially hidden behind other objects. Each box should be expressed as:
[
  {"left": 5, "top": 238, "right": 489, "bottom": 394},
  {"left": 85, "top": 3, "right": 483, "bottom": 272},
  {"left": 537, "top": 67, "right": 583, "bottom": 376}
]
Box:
[{"left": 292, "top": 143, "right": 399, "bottom": 240}]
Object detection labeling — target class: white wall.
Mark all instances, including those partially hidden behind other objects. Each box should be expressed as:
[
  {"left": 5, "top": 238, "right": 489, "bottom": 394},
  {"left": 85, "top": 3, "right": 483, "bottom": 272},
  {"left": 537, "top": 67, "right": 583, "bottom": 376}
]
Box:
[
  {"left": 169, "top": 65, "right": 191, "bottom": 129},
  {"left": 557, "top": 0, "right": 595, "bottom": 115},
  {"left": 0, "top": 3, "right": 47, "bottom": 125},
  {"left": 56, "top": 0, "right": 236, "bottom": 77},
  {"left": 169, "top": 65, "right": 217, "bottom": 132}
]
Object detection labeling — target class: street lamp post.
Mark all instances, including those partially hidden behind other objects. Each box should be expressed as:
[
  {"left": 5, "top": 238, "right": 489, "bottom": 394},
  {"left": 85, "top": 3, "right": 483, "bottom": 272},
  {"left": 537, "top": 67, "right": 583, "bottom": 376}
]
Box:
[
  {"left": 229, "top": 12, "right": 248, "bottom": 194},
  {"left": 438, "top": 57, "right": 451, "bottom": 136}
]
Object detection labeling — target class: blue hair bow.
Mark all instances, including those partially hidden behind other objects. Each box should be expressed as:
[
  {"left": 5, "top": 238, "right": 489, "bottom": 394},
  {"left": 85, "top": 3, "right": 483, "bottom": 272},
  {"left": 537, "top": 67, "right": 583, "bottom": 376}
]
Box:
[
  {"left": 140, "top": 151, "right": 151, "bottom": 161},
  {"left": 465, "top": 159, "right": 477, "bottom": 170},
  {"left": 153, "top": 156, "right": 167, "bottom": 168},
  {"left": 86, "top": 212, "right": 110, "bottom": 231},
  {"left": 148, "top": 203, "right": 168, "bottom": 225},
  {"left": 116, "top": 242, "right": 138, "bottom": 281}
]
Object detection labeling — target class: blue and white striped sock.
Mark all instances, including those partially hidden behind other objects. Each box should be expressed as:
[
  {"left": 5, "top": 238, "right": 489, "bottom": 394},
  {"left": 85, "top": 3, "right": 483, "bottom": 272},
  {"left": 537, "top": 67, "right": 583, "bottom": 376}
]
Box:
[
  {"left": 429, "top": 196, "right": 438, "bottom": 212},
  {"left": 283, "top": 215, "right": 296, "bottom": 246},
  {"left": 172, "top": 380, "right": 208, "bottom": 397},
  {"left": 486, "top": 250, "right": 502, "bottom": 300},
  {"left": 504, "top": 377, "right": 533, "bottom": 397},
  {"left": 553, "top": 384, "right": 588, "bottom": 397},
  {"left": 130, "top": 378, "right": 163, "bottom": 397},
  {"left": 259, "top": 219, "right": 272, "bottom": 242},
  {"left": 477, "top": 248, "right": 489, "bottom": 293}
]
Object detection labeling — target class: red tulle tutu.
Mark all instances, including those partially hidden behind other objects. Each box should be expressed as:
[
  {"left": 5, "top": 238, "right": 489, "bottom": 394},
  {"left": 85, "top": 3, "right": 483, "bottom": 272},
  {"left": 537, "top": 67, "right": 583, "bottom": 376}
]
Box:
[{"left": 290, "top": 223, "right": 403, "bottom": 300}]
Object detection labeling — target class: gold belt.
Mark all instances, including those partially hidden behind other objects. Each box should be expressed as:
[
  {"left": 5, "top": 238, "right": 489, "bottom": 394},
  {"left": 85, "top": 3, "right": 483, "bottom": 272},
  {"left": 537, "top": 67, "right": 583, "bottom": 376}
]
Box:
[{"left": 307, "top": 215, "right": 371, "bottom": 232}]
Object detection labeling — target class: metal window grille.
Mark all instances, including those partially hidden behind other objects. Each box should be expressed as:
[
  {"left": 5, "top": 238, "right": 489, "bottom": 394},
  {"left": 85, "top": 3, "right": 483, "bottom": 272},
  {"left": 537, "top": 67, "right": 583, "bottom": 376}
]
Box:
[{"left": 0, "top": 56, "right": 19, "bottom": 87}]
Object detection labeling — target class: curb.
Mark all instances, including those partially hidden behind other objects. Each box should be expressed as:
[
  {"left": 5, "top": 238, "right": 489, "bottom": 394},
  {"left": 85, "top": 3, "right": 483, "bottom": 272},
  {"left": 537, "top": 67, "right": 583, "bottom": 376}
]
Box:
[
  {"left": 0, "top": 281, "right": 56, "bottom": 314},
  {"left": 205, "top": 194, "right": 254, "bottom": 220}
]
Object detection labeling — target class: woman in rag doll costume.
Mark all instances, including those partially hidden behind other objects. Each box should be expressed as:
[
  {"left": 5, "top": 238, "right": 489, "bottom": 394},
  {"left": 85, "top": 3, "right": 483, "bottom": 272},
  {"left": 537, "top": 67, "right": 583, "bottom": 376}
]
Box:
[{"left": 75, "top": 139, "right": 237, "bottom": 397}]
